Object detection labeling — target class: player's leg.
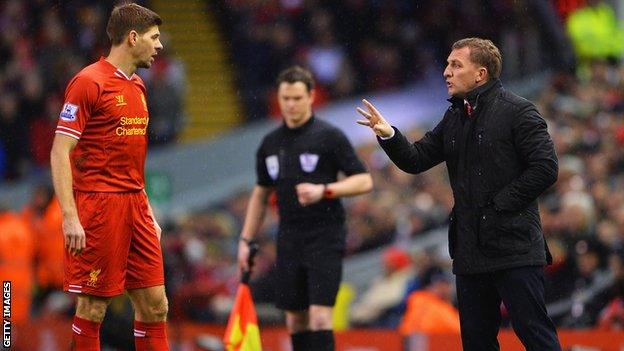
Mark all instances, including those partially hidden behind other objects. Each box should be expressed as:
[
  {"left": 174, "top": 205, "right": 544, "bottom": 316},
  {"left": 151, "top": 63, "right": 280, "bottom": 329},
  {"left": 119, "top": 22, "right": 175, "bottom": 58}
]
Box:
[
  {"left": 455, "top": 272, "right": 502, "bottom": 351},
  {"left": 65, "top": 192, "right": 130, "bottom": 350},
  {"left": 127, "top": 285, "right": 169, "bottom": 349},
  {"left": 125, "top": 191, "right": 168, "bottom": 350},
  {"left": 496, "top": 266, "right": 561, "bottom": 351},
  {"left": 71, "top": 294, "right": 112, "bottom": 351}
]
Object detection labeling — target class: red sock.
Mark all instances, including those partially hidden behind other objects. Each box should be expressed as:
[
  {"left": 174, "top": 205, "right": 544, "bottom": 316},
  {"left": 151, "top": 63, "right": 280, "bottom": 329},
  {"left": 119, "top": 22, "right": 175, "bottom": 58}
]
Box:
[
  {"left": 134, "top": 321, "right": 169, "bottom": 351},
  {"left": 71, "top": 316, "right": 100, "bottom": 351}
]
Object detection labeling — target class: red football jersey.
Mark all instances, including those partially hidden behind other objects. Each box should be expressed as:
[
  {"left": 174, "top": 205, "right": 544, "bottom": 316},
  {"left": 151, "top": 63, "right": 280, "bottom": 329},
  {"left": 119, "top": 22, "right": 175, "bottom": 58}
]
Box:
[{"left": 56, "top": 58, "right": 150, "bottom": 192}]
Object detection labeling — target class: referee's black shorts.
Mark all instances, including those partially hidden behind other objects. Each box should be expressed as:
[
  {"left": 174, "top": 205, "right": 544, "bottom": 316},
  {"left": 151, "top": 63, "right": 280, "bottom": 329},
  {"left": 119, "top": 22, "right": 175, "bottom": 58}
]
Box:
[{"left": 274, "top": 223, "right": 346, "bottom": 311}]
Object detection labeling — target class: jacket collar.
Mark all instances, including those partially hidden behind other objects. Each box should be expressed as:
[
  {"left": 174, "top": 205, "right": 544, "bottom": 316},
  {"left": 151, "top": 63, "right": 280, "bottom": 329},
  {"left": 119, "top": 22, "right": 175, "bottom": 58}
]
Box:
[{"left": 448, "top": 78, "right": 502, "bottom": 110}]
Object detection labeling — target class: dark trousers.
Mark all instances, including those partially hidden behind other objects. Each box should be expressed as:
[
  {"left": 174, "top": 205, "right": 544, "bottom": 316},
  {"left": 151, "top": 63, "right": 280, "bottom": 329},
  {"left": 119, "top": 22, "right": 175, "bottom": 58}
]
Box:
[{"left": 456, "top": 266, "right": 561, "bottom": 351}]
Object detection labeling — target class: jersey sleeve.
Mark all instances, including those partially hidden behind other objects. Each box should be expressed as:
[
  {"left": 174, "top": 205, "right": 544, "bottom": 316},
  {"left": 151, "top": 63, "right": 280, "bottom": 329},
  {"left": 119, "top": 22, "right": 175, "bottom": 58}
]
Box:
[
  {"left": 332, "top": 129, "right": 367, "bottom": 176},
  {"left": 255, "top": 140, "right": 274, "bottom": 186},
  {"left": 55, "top": 75, "right": 99, "bottom": 140}
]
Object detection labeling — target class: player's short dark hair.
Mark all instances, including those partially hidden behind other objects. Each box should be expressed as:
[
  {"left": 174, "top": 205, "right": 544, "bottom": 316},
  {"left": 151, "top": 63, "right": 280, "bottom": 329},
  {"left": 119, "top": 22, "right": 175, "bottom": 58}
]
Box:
[
  {"left": 452, "top": 37, "right": 502, "bottom": 79},
  {"left": 107, "top": 3, "right": 162, "bottom": 45},
  {"left": 276, "top": 66, "right": 315, "bottom": 92}
]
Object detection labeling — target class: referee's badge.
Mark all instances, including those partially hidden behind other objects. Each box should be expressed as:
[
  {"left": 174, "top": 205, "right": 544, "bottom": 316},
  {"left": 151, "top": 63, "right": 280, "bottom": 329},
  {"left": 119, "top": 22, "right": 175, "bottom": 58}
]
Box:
[
  {"left": 299, "top": 153, "right": 319, "bottom": 173},
  {"left": 266, "top": 155, "right": 279, "bottom": 180}
]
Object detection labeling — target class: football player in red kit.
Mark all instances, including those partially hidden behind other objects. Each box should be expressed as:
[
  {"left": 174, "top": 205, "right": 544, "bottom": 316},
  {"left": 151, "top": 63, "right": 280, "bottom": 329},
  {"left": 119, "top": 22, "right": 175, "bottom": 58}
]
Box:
[{"left": 50, "top": 3, "right": 169, "bottom": 350}]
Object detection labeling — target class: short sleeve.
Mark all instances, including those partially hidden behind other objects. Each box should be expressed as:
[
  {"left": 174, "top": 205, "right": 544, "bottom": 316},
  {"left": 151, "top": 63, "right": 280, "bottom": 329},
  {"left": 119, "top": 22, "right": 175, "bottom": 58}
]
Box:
[
  {"left": 55, "top": 75, "right": 99, "bottom": 140},
  {"left": 255, "top": 141, "right": 274, "bottom": 186},
  {"left": 332, "top": 129, "right": 367, "bottom": 176}
]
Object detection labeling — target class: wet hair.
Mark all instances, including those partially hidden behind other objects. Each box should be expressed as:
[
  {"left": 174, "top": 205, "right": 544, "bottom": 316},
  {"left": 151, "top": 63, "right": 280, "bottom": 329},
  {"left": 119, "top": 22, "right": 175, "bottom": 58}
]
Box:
[
  {"left": 276, "top": 66, "right": 315, "bottom": 92},
  {"left": 106, "top": 3, "right": 162, "bottom": 45},
  {"left": 452, "top": 37, "right": 502, "bottom": 79}
]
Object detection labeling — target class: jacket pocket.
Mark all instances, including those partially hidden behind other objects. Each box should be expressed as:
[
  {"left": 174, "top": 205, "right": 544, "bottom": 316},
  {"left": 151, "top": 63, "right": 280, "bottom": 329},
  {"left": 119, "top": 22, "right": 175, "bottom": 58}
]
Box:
[
  {"left": 478, "top": 207, "right": 532, "bottom": 257},
  {"left": 448, "top": 208, "right": 457, "bottom": 259}
]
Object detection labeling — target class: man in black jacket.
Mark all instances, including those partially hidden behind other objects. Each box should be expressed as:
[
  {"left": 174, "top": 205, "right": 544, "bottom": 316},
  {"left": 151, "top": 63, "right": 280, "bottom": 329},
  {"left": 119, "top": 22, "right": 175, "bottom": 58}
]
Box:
[{"left": 357, "top": 37, "right": 561, "bottom": 350}]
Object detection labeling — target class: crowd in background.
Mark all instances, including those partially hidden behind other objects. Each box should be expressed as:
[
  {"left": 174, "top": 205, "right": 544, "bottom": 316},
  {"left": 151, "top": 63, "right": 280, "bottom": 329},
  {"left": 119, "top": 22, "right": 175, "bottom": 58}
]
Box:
[
  {"left": 0, "top": 0, "right": 184, "bottom": 183},
  {"left": 3, "top": 0, "right": 624, "bottom": 344},
  {"left": 215, "top": 0, "right": 575, "bottom": 120}
]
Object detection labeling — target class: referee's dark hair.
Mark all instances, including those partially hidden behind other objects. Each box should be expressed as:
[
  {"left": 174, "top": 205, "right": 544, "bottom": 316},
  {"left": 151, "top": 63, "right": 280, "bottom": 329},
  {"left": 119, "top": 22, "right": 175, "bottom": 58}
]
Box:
[{"left": 276, "top": 66, "right": 315, "bottom": 92}]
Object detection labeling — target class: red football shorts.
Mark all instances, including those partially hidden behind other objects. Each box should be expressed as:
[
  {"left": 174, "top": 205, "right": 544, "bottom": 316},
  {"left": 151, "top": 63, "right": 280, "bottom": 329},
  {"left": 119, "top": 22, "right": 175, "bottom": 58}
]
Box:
[{"left": 64, "top": 191, "right": 164, "bottom": 297}]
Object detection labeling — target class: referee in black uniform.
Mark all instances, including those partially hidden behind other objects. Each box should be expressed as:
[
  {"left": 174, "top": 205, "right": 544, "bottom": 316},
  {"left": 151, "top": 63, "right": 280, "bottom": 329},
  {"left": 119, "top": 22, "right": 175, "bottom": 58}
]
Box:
[{"left": 238, "top": 66, "right": 373, "bottom": 351}]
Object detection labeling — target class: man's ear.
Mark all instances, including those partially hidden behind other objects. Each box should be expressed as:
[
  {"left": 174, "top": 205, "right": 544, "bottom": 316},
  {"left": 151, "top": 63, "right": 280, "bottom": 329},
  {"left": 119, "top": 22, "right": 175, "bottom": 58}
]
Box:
[
  {"left": 128, "top": 30, "right": 139, "bottom": 47},
  {"left": 310, "top": 88, "right": 316, "bottom": 104},
  {"left": 476, "top": 67, "right": 488, "bottom": 84}
]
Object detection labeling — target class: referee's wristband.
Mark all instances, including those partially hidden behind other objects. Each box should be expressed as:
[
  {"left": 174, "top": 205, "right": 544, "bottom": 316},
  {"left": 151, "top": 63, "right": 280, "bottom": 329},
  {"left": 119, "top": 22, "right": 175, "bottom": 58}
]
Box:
[
  {"left": 239, "top": 236, "right": 254, "bottom": 245},
  {"left": 322, "top": 184, "right": 335, "bottom": 199}
]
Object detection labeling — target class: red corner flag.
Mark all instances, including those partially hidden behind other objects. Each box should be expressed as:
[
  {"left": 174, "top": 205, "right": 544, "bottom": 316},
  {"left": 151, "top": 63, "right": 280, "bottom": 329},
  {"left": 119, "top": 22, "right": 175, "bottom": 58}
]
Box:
[{"left": 224, "top": 243, "right": 262, "bottom": 351}]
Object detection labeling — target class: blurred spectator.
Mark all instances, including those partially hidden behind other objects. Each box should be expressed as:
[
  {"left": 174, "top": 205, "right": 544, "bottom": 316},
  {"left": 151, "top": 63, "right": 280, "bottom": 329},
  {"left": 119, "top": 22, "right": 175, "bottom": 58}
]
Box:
[
  {"left": 350, "top": 246, "right": 414, "bottom": 327},
  {"left": 144, "top": 59, "right": 185, "bottom": 145},
  {"left": 139, "top": 34, "right": 186, "bottom": 145},
  {"left": 597, "top": 250, "right": 624, "bottom": 330},
  {"left": 556, "top": 238, "right": 611, "bottom": 327},
  {"left": 21, "top": 185, "right": 65, "bottom": 313},
  {"left": 398, "top": 265, "right": 459, "bottom": 335},
  {"left": 566, "top": 0, "right": 624, "bottom": 70},
  {"left": 597, "top": 276, "right": 624, "bottom": 330},
  {"left": 553, "top": 0, "right": 587, "bottom": 19},
  {"left": 0, "top": 205, "right": 34, "bottom": 340},
  {"left": 0, "top": 93, "right": 29, "bottom": 180}
]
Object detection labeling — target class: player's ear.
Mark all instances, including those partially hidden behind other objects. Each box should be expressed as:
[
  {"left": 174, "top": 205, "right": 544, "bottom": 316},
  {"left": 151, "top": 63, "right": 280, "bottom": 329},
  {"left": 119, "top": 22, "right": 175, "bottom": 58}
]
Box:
[
  {"left": 128, "top": 30, "right": 139, "bottom": 47},
  {"left": 310, "top": 88, "right": 316, "bottom": 104}
]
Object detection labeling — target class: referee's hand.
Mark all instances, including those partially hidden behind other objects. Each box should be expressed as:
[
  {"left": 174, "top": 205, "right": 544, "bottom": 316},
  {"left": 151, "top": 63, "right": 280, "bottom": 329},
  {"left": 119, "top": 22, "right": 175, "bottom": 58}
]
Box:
[
  {"left": 62, "top": 215, "right": 85, "bottom": 256},
  {"left": 356, "top": 99, "right": 393, "bottom": 138},
  {"left": 296, "top": 183, "right": 325, "bottom": 206}
]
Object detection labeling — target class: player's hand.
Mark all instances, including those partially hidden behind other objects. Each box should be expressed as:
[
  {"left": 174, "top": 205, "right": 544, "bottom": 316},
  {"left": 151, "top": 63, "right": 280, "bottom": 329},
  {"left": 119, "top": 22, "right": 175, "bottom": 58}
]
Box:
[
  {"left": 62, "top": 215, "right": 85, "bottom": 256},
  {"left": 296, "top": 183, "right": 324, "bottom": 206},
  {"left": 356, "top": 99, "right": 394, "bottom": 138},
  {"left": 237, "top": 239, "right": 251, "bottom": 272}
]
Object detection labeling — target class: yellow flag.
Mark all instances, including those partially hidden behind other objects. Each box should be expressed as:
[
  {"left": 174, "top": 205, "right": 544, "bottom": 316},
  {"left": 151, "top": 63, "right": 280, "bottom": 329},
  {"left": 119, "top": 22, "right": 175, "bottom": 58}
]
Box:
[{"left": 223, "top": 284, "right": 262, "bottom": 351}]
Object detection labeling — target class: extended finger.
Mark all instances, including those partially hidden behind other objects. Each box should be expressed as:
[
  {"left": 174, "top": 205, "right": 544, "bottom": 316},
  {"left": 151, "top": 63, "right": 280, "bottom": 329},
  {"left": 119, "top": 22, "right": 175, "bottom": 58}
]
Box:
[
  {"left": 356, "top": 119, "right": 371, "bottom": 126},
  {"left": 356, "top": 107, "right": 372, "bottom": 119},
  {"left": 362, "top": 99, "right": 383, "bottom": 117}
]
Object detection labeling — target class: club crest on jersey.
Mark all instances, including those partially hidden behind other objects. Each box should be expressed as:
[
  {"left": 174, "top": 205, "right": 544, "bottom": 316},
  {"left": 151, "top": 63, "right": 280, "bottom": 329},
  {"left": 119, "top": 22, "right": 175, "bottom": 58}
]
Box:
[
  {"left": 299, "top": 153, "right": 319, "bottom": 173},
  {"left": 59, "top": 103, "right": 78, "bottom": 121},
  {"left": 266, "top": 155, "right": 279, "bottom": 180},
  {"left": 86, "top": 268, "right": 101, "bottom": 287}
]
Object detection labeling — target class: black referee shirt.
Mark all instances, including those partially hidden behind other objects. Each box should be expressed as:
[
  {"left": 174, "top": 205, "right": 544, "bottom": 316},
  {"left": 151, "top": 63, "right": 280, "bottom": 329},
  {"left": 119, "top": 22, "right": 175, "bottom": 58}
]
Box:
[{"left": 256, "top": 116, "right": 367, "bottom": 227}]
